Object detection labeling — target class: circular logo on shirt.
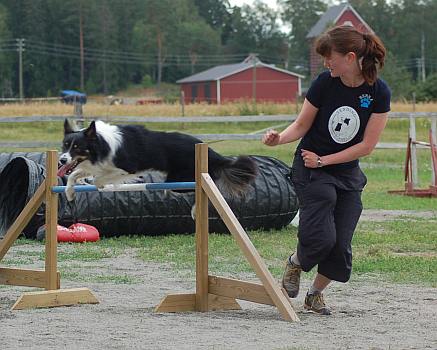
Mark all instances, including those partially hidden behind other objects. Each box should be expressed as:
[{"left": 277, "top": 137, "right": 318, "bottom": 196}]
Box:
[{"left": 328, "top": 106, "right": 360, "bottom": 144}]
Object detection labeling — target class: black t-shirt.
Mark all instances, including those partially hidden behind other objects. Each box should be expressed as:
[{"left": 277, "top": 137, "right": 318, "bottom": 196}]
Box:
[{"left": 299, "top": 70, "right": 391, "bottom": 170}]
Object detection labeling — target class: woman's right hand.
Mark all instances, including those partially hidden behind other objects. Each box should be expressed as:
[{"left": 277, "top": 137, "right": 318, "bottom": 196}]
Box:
[{"left": 262, "top": 129, "right": 281, "bottom": 146}]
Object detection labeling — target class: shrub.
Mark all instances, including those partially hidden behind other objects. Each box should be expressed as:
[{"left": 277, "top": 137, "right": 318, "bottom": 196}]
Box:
[{"left": 415, "top": 73, "right": 437, "bottom": 102}]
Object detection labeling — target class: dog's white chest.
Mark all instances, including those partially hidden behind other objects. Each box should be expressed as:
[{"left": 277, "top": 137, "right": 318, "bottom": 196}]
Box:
[{"left": 79, "top": 160, "right": 128, "bottom": 177}]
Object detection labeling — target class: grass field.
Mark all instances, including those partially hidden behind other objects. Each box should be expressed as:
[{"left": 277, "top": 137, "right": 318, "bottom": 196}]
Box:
[
  {"left": 2, "top": 218, "right": 436, "bottom": 287},
  {"left": 0, "top": 103, "right": 436, "bottom": 210},
  {"left": 0, "top": 101, "right": 436, "bottom": 288},
  {"left": 1, "top": 100, "right": 437, "bottom": 117}
]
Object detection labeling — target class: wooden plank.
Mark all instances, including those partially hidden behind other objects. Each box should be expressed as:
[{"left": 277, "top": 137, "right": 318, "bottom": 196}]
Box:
[
  {"left": 1, "top": 112, "right": 436, "bottom": 124},
  {"left": 45, "top": 151, "right": 58, "bottom": 290},
  {"left": 0, "top": 267, "right": 60, "bottom": 288},
  {"left": 201, "top": 173, "right": 299, "bottom": 322},
  {"left": 195, "top": 144, "right": 209, "bottom": 312},
  {"left": 11, "top": 287, "right": 99, "bottom": 310},
  {"left": 208, "top": 275, "right": 275, "bottom": 306},
  {"left": 208, "top": 293, "right": 241, "bottom": 311},
  {"left": 0, "top": 139, "right": 413, "bottom": 149},
  {"left": 0, "top": 181, "right": 45, "bottom": 261},
  {"left": 154, "top": 293, "right": 240, "bottom": 313},
  {"left": 155, "top": 293, "right": 196, "bottom": 312}
]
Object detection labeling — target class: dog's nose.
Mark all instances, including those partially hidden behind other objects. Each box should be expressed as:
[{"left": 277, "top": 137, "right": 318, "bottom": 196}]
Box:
[{"left": 59, "top": 156, "right": 68, "bottom": 165}]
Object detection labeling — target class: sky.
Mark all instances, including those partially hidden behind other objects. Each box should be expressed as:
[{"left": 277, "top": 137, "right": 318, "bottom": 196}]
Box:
[
  {"left": 228, "top": 0, "right": 342, "bottom": 8},
  {"left": 228, "top": 0, "right": 279, "bottom": 9}
]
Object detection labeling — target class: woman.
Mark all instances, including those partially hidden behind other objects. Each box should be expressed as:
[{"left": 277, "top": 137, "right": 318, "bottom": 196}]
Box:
[{"left": 262, "top": 25, "right": 390, "bottom": 315}]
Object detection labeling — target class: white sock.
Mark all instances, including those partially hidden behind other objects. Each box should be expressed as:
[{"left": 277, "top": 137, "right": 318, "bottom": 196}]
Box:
[
  {"left": 308, "top": 284, "right": 323, "bottom": 295},
  {"left": 289, "top": 253, "right": 300, "bottom": 266}
]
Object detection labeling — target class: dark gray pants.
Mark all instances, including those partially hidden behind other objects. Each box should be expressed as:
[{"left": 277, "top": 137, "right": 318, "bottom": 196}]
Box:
[{"left": 291, "top": 155, "right": 367, "bottom": 282}]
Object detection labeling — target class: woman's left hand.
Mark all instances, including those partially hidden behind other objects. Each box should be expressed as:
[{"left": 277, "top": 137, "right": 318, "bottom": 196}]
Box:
[{"left": 301, "top": 149, "right": 320, "bottom": 168}]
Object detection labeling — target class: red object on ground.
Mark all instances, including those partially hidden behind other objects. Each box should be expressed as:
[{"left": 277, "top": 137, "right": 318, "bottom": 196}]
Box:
[{"left": 38, "top": 223, "right": 100, "bottom": 242}]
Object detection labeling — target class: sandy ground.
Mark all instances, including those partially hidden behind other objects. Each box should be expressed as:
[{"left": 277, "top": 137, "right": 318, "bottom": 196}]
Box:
[
  {"left": 359, "top": 209, "right": 437, "bottom": 222},
  {"left": 1, "top": 210, "right": 436, "bottom": 350}
]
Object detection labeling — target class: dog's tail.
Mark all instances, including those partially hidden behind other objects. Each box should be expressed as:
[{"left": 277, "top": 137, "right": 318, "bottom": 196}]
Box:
[{"left": 210, "top": 155, "right": 258, "bottom": 197}]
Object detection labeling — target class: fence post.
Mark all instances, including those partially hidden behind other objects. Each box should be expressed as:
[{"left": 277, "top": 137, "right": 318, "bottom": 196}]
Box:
[
  {"left": 74, "top": 95, "right": 84, "bottom": 128},
  {"left": 431, "top": 117, "right": 437, "bottom": 185},
  {"left": 180, "top": 90, "right": 185, "bottom": 117},
  {"left": 409, "top": 114, "right": 419, "bottom": 188}
]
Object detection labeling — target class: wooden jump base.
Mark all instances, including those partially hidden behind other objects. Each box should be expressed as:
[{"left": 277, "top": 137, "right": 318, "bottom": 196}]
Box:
[
  {"left": 155, "top": 144, "right": 299, "bottom": 322},
  {"left": 0, "top": 151, "right": 99, "bottom": 310},
  {"left": 0, "top": 144, "right": 299, "bottom": 322},
  {"left": 389, "top": 129, "right": 437, "bottom": 197}
]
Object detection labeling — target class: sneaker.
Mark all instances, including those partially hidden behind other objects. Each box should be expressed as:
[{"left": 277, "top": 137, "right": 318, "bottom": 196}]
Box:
[
  {"left": 304, "top": 291, "right": 332, "bottom": 315},
  {"left": 281, "top": 258, "right": 302, "bottom": 298}
]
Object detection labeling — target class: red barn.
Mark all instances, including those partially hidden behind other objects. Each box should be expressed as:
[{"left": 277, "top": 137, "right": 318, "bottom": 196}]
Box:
[
  {"left": 307, "top": 3, "right": 374, "bottom": 78},
  {"left": 177, "top": 56, "right": 304, "bottom": 104}
]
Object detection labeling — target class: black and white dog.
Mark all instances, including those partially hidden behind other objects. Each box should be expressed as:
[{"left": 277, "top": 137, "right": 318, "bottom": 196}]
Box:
[{"left": 59, "top": 119, "right": 257, "bottom": 202}]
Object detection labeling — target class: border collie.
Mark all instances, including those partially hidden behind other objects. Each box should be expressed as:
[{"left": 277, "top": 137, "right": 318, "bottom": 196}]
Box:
[{"left": 58, "top": 119, "right": 258, "bottom": 202}]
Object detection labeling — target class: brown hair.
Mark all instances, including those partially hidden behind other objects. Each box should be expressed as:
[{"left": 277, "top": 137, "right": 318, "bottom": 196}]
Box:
[{"left": 315, "top": 25, "right": 386, "bottom": 85}]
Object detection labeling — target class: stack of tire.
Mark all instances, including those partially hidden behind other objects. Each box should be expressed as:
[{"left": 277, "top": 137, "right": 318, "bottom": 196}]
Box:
[{"left": 0, "top": 152, "right": 298, "bottom": 239}]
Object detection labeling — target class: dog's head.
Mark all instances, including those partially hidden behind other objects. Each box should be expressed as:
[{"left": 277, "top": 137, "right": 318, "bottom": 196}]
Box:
[{"left": 58, "top": 119, "right": 97, "bottom": 176}]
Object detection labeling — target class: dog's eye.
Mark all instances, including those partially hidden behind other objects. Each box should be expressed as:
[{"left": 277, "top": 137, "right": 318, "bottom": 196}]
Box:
[
  {"left": 64, "top": 142, "right": 69, "bottom": 147},
  {"left": 73, "top": 144, "right": 78, "bottom": 148}
]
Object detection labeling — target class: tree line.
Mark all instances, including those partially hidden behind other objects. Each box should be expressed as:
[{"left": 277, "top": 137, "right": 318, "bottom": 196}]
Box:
[{"left": 0, "top": 0, "right": 436, "bottom": 101}]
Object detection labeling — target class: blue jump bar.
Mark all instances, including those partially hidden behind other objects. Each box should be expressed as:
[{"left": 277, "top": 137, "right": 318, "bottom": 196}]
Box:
[{"left": 51, "top": 182, "right": 196, "bottom": 193}]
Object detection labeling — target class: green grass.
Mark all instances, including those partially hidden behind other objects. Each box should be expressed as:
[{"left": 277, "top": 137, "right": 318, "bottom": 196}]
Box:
[
  {"left": 55, "top": 244, "right": 120, "bottom": 262},
  {"left": 353, "top": 221, "right": 437, "bottom": 285},
  {"left": 131, "top": 221, "right": 437, "bottom": 286},
  {"left": 59, "top": 270, "right": 138, "bottom": 284},
  {"left": 6, "top": 218, "right": 437, "bottom": 287},
  {"left": 1, "top": 119, "right": 436, "bottom": 210},
  {"left": 0, "top": 117, "right": 432, "bottom": 142}
]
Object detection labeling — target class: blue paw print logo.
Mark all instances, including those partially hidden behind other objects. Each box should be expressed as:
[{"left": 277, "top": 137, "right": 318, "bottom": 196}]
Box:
[{"left": 359, "top": 94, "right": 373, "bottom": 108}]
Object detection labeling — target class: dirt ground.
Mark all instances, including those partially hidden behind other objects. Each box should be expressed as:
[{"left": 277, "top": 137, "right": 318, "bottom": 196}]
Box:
[{"left": 1, "top": 210, "right": 436, "bottom": 350}]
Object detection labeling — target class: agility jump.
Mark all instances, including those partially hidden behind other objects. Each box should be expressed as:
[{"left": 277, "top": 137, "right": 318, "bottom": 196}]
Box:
[{"left": 0, "top": 144, "right": 299, "bottom": 322}]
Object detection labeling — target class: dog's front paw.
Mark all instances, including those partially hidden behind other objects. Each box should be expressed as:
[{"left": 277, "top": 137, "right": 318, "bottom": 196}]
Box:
[
  {"left": 93, "top": 179, "right": 106, "bottom": 189},
  {"left": 65, "top": 185, "right": 76, "bottom": 202}
]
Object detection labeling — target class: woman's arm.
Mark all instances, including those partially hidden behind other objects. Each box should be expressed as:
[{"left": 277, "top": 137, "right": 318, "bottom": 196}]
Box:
[
  {"left": 301, "top": 112, "right": 388, "bottom": 168},
  {"left": 262, "top": 98, "right": 318, "bottom": 146}
]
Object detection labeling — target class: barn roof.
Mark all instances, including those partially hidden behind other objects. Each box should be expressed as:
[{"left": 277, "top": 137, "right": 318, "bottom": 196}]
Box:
[
  {"left": 176, "top": 58, "right": 304, "bottom": 84},
  {"left": 306, "top": 2, "right": 373, "bottom": 39}
]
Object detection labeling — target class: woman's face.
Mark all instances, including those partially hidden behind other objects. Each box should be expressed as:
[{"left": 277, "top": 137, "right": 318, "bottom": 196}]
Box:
[{"left": 323, "top": 50, "right": 349, "bottom": 77}]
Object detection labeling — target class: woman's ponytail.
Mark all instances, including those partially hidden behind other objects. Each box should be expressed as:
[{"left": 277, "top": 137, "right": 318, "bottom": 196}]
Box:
[
  {"left": 361, "top": 32, "right": 386, "bottom": 85},
  {"left": 316, "top": 26, "right": 386, "bottom": 85}
]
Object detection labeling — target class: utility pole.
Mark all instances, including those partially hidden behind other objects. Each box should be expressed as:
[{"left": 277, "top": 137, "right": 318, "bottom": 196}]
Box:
[
  {"left": 421, "top": 31, "right": 426, "bottom": 82},
  {"left": 79, "top": 1, "right": 85, "bottom": 91},
  {"left": 16, "top": 38, "right": 25, "bottom": 101},
  {"left": 416, "top": 58, "right": 421, "bottom": 81}
]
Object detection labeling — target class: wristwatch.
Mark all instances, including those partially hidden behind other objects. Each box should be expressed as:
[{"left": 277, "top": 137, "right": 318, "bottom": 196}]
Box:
[{"left": 317, "top": 156, "right": 323, "bottom": 168}]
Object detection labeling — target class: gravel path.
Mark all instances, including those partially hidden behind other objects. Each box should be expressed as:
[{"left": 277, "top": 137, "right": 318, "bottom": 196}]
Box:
[{"left": 1, "top": 242, "right": 436, "bottom": 350}]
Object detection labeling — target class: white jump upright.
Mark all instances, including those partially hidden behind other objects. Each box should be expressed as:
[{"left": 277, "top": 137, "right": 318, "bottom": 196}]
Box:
[
  {"left": 155, "top": 143, "right": 299, "bottom": 322},
  {"left": 0, "top": 150, "right": 99, "bottom": 310}
]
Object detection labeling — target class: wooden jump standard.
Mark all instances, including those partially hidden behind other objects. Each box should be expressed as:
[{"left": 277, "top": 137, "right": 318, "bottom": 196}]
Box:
[
  {"left": 155, "top": 144, "right": 299, "bottom": 322},
  {"left": 0, "top": 151, "right": 98, "bottom": 310},
  {"left": 0, "top": 145, "right": 299, "bottom": 322}
]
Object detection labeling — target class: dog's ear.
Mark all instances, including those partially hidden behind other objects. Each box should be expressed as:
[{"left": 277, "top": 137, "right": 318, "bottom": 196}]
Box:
[
  {"left": 84, "top": 121, "right": 97, "bottom": 140},
  {"left": 64, "top": 119, "right": 79, "bottom": 134}
]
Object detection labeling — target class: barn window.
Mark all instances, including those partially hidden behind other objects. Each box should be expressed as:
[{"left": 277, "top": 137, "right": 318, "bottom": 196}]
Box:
[
  {"left": 191, "top": 85, "right": 198, "bottom": 103},
  {"left": 204, "top": 83, "right": 211, "bottom": 104}
]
